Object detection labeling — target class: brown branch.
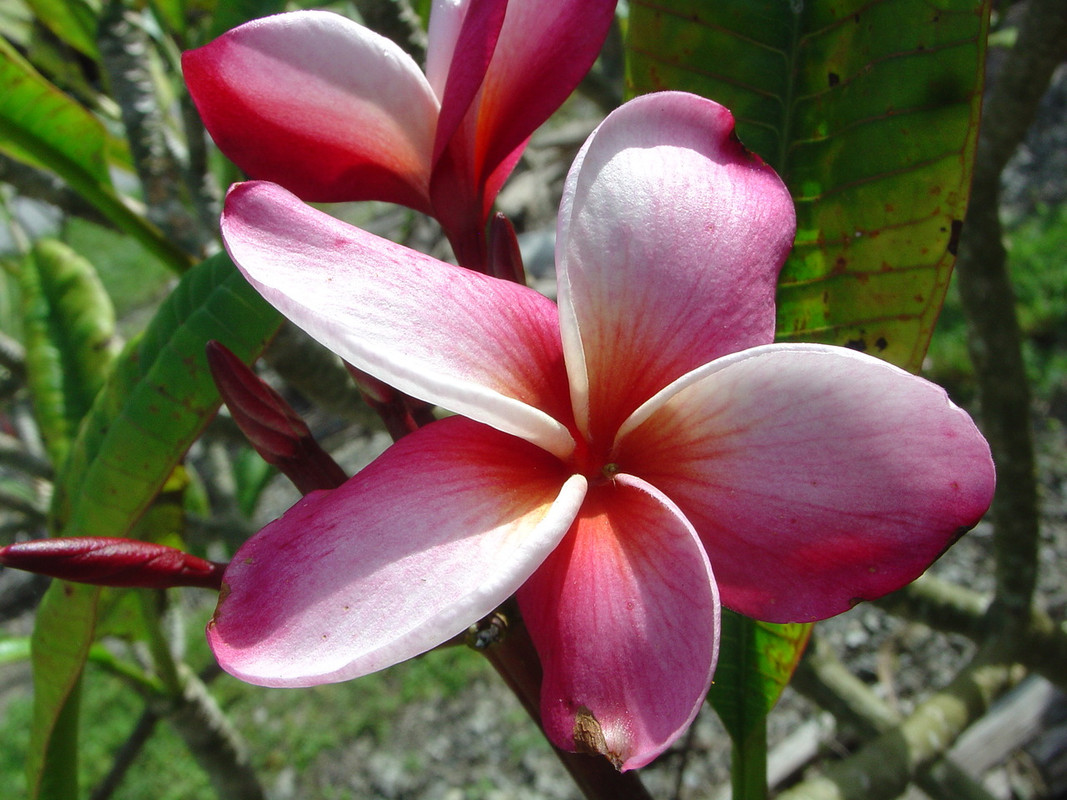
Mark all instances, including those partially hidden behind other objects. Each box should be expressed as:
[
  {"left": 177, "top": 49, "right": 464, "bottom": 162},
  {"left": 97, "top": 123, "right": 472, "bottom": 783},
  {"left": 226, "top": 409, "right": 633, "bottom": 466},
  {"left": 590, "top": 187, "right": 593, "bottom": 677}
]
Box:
[
  {"left": 89, "top": 709, "right": 158, "bottom": 800},
  {"left": 875, "top": 575, "right": 1067, "bottom": 694},
  {"left": 97, "top": 0, "right": 212, "bottom": 257},
  {"left": 776, "top": 656, "right": 1022, "bottom": 800},
  {"left": 0, "top": 154, "right": 112, "bottom": 227},
  {"left": 954, "top": 0, "right": 1067, "bottom": 629},
  {"left": 792, "top": 634, "right": 999, "bottom": 800},
  {"left": 148, "top": 665, "right": 265, "bottom": 800}
]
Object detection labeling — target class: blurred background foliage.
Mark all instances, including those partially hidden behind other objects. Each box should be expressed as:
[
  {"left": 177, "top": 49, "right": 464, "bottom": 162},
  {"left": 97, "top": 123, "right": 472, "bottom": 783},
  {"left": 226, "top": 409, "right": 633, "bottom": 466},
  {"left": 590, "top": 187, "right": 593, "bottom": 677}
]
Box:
[{"left": 1, "top": 0, "right": 1065, "bottom": 799}]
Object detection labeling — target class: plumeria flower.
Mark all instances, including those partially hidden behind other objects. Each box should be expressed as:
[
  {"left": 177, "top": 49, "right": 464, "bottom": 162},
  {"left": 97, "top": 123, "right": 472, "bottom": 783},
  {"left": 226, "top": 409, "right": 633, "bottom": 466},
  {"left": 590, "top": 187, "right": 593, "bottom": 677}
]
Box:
[
  {"left": 182, "top": 0, "right": 616, "bottom": 269},
  {"left": 211, "top": 92, "right": 995, "bottom": 769}
]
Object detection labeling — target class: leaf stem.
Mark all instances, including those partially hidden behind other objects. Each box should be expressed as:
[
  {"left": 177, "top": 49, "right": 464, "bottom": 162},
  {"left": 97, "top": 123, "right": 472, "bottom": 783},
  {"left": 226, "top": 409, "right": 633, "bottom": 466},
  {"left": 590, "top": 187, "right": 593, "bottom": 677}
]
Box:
[{"left": 730, "top": 718, "right": 768, "bottom": 800}]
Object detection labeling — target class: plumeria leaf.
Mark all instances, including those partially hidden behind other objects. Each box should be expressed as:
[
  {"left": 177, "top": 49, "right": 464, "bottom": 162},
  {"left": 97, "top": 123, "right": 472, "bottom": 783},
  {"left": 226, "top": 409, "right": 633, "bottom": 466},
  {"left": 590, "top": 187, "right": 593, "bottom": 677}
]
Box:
[
  {"left": 627, "top": 0, "right": 989, "bottom": 372},
  {"left": 20, "top": 239, "right": 121, "bottom": 468},
  {"left": 0, "top": 37, "right": 191, "bottom": 274},
  {"left": 27, "top": 583, "right": 96, "bottom": 800},
  {"left": 51, "top": 252, "right": 279, "bottom": 539},
  {"left": 27, "top": 253, "right": 279, "bottom": 800},
  {"left": 627, "top": 1, "right": 989, "bottom": 773},
  {"left": 625, "top": 6, "right": 989, "bottom": 788},
  {"left": 22, "top": 0, "right": 100, "bottom": 59},
  {"left": 707, "top": 611, "right": 813, "bottom": 796},
  {"left": 147, "top": 0, "right": 187, "bottom": 36},
  {"left": 0, "top": 36, "right": 111, "bottom": 186}
]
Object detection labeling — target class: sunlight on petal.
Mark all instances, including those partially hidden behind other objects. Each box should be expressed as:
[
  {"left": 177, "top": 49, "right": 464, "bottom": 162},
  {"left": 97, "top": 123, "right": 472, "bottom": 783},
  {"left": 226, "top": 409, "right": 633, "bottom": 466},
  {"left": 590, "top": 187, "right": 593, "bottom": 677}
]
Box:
[
  {"left": 557, "top": 92, "right": 795, "bottom": 448},
  {"left": 223, "top": 181, "right": 576, "bottom": 458},
  {"left": 519, "top": 474, "right": 719, "bottom": 771},
  {"left": 183, "top": 10, "right": 437, "bottom": 206},
  {"left": 429, "top": 0, "right": 507, "bottom": 164},
  {"left": 471, "top": 0, "right": 616, "bottom": 187},
  {"left": 210, "top": 417, "right": 586, "bottom": 686},
  {"left": 616, "top": 344, "right": 995, "bottom": 622}
]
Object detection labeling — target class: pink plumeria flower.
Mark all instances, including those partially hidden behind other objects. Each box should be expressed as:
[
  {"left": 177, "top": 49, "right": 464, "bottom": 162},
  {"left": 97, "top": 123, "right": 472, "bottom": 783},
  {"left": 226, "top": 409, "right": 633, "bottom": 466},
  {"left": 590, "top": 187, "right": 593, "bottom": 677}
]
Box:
[
  {"left": 211, "top": 92, "right": 995, "bottom": 769},
  {"left": 182, "top": 0, "right": 616, "bottom": 269}
]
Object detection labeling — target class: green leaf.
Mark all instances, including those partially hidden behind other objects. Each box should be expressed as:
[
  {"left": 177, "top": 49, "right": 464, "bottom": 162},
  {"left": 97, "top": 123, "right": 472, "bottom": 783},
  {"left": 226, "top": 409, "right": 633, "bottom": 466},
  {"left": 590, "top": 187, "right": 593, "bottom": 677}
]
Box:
[
  {"left": 0, "top": 36, "right": 111, "bottom": 186},
  {"left": 27, "top": 582, "right": 97, "bottom": 800},
  {"left": 52, "top": 251, "right": 280, "bottom": 539},
  {"left": 20, "top": 239, "right": 120, "bottom": 468},
  {"left": 148, "top": 0, "right": 188, "bottom": 36},
  {"left": 23, "top": 0, "right": 101, "bottom": 59},
  {"left": 0, "top": 38, "right": 193, "bottom": 274},
  {"left": 628, "top": 1, "right": 988, "bottom": 787},
  {"left": 233, "top": 446, "right": 276, "bottom": 518},
  {"left": 27, "top": 253, "right": 279, "bottom": 799},
  {"left": 707, "top": 612, "right": 812, "bottom": 798},
  {"left": 708, "top": 612, "right": 812, "bottom": 744},
  {"left": 627, "top": 0, "right": 989, "bottom": 372}
]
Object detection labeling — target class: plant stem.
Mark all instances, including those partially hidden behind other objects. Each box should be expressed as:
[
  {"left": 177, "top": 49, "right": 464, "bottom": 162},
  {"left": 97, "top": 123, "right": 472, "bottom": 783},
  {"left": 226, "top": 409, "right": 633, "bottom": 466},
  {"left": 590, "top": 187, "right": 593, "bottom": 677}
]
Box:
[
  {"left": 98, "top": 0, "right": 212, "bottom": 258},
  {"left": 475, "top": 606, "right": 654, "bottom": 800},
  {"left": 876, "top": 575, "right": 1067, "bottom": 695},
  {"left": 136, "top": 592, "right": 264, "bottom": 800},
  {"left": 151, "top": 665, "right": 265, "bottom": 800},
  {"left": 792, "top": 634, "right": 999, "bottom": 800},
  {"left": 776, "top": 656, "right": 1020, "bottom": 800},
  {"left": 954, "top": 0, "right": 1067, "bottom": 631},
  {"left": 730, "top": 719, "right": 768, "bottom": 800}
]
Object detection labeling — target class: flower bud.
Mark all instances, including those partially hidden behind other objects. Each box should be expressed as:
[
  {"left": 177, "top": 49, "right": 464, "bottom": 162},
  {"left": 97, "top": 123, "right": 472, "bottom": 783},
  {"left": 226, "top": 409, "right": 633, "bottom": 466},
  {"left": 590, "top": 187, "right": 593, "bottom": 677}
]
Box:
[
  {"left": 206, "top": 341, "right": 347, "bottom": 493},
  {"left": 0, "top": 537, "right": 225, "bottom": 589}
]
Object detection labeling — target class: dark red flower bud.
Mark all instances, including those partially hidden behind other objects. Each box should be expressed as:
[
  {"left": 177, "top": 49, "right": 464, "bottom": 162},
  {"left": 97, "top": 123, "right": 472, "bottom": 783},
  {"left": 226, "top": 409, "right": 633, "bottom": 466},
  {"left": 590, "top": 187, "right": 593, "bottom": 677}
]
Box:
[
  {"left": 343, "top": 364, "right": 437, "bottom": 442},
  {"left": 487, "top": 213, "right": 526, "bottom": 286},
  {"left": 0, "top": 537, "right": 225, "bottom": 590},
  {"left": 206, "top": 341, "right": 347, "bottom": 493}
]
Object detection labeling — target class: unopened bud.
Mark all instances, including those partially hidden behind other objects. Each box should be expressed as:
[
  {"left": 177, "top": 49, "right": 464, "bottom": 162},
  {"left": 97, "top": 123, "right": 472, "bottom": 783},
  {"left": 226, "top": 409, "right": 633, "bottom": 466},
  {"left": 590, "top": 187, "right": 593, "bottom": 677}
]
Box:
[
  {"left": 0, "top": 537, "right": 225, "bottom": 590},
  {"left": 487, "top": 213, "right": 526, "bottom": 286},
  {"left": 206, "top": 341, "right": 347, "bottom": 493}
]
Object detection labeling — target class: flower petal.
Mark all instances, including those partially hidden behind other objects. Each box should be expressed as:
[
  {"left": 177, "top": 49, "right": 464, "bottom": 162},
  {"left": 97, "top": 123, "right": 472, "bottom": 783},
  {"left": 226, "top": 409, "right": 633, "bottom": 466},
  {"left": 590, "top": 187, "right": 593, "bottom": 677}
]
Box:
[
  {"left": 556, "top": 92, "right": 796, "bottom": 449},
  {"left": 222, "top": 181, "right": 576, "bottom": 458},
  {"left": 427, "top": 0, "right": 507, "bottom": 163},
  {"left": 209, "top": 417, "right": 586, "bottom": 686},
  {"left": 518, "top": 474, "right": 719, "bottom": 771},
  {"left": 183, "top": 10, "right": 437, "bottom": 207},
  {"left": 424, "top": 0, "right": 509, "bottom": 264},
  {"left": 472, "top": 0, "right": 616, "bottom": 193},
  {"left": 615, "top": 344, "right": 995, "bottom": 623},
  {"left": 426, "top": 0, "right": 616, "bottom": 244},
  {"left": 424, "top": 0, "right": 467, "bottom": 99}
]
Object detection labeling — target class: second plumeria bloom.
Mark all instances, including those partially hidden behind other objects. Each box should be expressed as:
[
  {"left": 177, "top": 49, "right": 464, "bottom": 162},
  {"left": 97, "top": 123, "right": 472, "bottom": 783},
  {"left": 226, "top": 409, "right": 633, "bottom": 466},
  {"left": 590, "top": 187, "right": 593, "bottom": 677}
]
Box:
[
  {"left": 182, "top": 0, "right": 616, "bottom": 269},
  {"left": 213, "top": 93, "right": 995, "bottom": 770}
]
